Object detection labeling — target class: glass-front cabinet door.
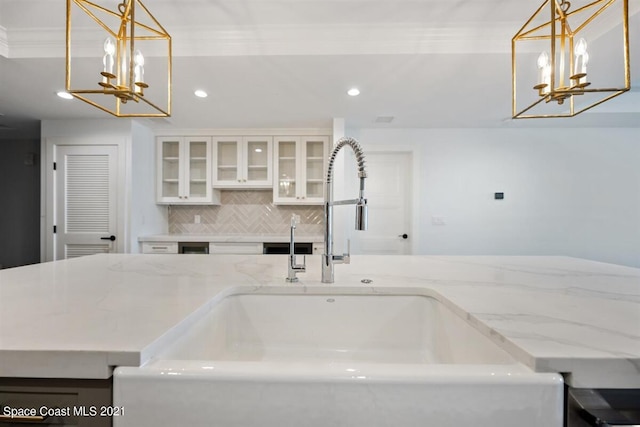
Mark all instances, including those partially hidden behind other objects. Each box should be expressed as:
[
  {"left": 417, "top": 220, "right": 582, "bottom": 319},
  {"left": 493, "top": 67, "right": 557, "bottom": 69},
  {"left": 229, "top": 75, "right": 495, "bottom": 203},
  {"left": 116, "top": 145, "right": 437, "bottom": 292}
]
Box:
[
  {"left": 275, "top": 138, "right": 298, "bottom": 201},
  {"left": 243, "top": 137, "right": 272, "bottom": 187},
  {"left": 185, "top": 138, "right": 212, "bottom": 201},
  {"left": 273, "top": 136, "right": 328, "bottom": 205},
  {"left": 157, "top": 137, "right": 215, "bottom": 204},
  {"left": 213, "top": 137, "right": 272, "bottom": 188},
  {"left": 304, "top": 137, "right": 328, "bottom": 201},
  {"left": 160, "top": 138, "right": 181, "bottom": 200},
  {"left": 213, "top": 137, "right": 241, "bottom": 186}
]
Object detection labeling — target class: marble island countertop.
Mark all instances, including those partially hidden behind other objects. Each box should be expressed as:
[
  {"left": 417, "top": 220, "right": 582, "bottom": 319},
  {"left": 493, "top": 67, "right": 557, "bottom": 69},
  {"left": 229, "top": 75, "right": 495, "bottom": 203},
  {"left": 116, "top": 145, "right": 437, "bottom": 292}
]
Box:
[{"left": 0, "top": 254, "right": 638, "bottom": 388}]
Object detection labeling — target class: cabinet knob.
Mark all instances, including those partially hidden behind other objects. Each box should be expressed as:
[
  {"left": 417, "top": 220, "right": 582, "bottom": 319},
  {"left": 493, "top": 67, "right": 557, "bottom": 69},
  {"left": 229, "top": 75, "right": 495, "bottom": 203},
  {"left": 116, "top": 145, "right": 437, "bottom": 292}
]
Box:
[{"left": 237, "top": 179, "right": 241, "bottom": 183}]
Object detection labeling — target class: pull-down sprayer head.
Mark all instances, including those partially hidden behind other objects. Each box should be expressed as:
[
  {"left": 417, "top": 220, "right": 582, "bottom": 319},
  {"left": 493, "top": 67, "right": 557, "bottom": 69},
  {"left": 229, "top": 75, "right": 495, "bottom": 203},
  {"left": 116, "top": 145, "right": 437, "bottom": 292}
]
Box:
[{"left": 355, "top": 199, "right": 368, "bottom": 231}]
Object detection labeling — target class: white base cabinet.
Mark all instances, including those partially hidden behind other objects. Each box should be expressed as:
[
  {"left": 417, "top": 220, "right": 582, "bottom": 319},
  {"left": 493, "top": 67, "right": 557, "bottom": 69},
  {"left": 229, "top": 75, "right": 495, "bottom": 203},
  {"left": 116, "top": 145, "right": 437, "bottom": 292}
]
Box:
[{"left": 141, "top": 242, "right": 179, "bottom": 254}]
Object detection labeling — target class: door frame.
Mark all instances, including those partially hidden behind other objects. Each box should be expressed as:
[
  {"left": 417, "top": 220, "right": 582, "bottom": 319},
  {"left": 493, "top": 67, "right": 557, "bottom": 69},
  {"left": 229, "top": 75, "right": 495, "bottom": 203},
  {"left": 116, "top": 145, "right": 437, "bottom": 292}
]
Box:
[
  {"left": 346, "top": 144, "right": 419, "bottom": 255},
  {"left": 42, "top": 137, "right": 127, "bottom": 262}
]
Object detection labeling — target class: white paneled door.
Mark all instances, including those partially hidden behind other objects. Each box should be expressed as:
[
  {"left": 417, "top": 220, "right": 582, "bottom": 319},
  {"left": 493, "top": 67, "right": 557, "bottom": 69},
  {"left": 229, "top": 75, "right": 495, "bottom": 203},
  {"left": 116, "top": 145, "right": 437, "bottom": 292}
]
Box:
[
  {"left": 54, "top": 145, "right": 119, "bottom": 260},
  {"left": 351, "top": 152, "right": 412, "bottom": 255}
]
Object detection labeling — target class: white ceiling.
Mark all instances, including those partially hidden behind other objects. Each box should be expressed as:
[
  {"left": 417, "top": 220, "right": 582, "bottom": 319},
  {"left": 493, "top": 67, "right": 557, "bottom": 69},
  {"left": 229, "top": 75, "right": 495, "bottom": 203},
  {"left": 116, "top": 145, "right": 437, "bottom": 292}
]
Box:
[{"left": 0, "top": 0, "right": 638, "bottom": 135}]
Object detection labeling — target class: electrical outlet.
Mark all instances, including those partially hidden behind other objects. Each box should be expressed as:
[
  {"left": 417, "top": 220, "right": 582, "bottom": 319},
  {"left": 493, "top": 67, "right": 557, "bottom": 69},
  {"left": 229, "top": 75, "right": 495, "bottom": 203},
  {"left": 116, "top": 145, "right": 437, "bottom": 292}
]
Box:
[{"left": 194, "top": 215, "right": 201, "bottom": 224}]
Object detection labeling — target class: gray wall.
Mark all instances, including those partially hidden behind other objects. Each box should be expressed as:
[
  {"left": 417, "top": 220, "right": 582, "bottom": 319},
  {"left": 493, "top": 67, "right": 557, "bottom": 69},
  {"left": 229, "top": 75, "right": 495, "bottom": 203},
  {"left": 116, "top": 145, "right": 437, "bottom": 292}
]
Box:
[{"left": 0, "top": 137, "right": 41, "bottom": 268}]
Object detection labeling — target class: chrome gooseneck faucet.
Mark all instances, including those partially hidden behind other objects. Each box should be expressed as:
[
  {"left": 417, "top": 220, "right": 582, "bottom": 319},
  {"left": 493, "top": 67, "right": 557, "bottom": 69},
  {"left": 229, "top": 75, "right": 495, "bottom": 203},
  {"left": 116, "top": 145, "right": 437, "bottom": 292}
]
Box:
[{"left": 322, "top": 137, "right": 368, "bottom": 283}]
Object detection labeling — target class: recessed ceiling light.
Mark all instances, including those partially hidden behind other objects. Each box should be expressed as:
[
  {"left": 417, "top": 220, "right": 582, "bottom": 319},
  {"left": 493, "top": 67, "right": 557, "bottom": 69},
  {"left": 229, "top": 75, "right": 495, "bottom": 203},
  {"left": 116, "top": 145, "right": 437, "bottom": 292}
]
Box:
[
  {"left": 347, "top": 88, "right": 360, "bottom": 97},
  {"left": 56, "top": 91, "right": 74, "bottom": 100},
  {"left": 194, "top": 90, "right": 208, "bottom": 98},
  {"left": 255, "top": 148, "right": 263, "bottom": 153}
]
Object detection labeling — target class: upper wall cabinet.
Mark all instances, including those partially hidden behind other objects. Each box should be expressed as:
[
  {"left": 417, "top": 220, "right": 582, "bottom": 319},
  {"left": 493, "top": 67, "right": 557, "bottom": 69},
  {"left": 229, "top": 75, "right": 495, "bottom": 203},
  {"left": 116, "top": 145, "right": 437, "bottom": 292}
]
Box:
[
  {"left": 157, "top": 137, "right": 220, "bottom": 205},
  {"left": 273, "top": 136, "right": 329, "bottom": 205},
  {"left": 213, "top": 136, "right": 273, "bottom": 189}
]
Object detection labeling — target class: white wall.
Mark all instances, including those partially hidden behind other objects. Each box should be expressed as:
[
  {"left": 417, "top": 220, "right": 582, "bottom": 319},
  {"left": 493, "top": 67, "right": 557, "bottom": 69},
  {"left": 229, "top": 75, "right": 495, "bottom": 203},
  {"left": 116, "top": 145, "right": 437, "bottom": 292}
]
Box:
[
  {"left": 353, "top": 127, "right": 640, "bottom": 268},
  {"left": 129, "top": 121, "right": 168, "bottom": 253}
]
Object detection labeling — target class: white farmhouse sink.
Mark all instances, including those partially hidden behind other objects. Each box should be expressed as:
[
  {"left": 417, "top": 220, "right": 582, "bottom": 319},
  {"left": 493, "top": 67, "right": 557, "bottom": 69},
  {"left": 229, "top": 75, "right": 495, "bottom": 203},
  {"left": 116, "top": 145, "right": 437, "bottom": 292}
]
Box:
[
  {"left": 114, "top": 287, "right": 563, "bottom": 427},
  {"left": 159, "top": 292, "right": 517, "bottom": 365}
]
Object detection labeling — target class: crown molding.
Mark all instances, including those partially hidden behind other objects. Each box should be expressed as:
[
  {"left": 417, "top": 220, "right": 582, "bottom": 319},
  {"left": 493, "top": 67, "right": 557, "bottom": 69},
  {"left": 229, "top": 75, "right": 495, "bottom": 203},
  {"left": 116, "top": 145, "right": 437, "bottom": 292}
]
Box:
[
  {"left": 151, "top": 127, "right": 333, "bottom": 136},
  {"left": 2, "top": 27, "right": 65, "bottom": 59},
  {"left": 172, "top": 24, "right": 514, "bottom": 56},
  {"left": 4, "top": 23, "right": 514, "bottom": 59}
]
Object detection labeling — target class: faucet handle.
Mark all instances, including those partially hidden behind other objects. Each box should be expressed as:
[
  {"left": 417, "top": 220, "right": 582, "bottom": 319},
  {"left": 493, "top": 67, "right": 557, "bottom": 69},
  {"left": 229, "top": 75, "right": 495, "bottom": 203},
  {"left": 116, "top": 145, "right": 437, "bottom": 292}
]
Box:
[
  {"left": 290, "top": 254, "right": 306, "bottom": 270},
  {"left": 298, "top": 254, "right": 306, "bottom": 269},
  {"left": 343, "top": 239, "right": 351, "bottom": 264},
  {"left": 331, "top": 240, "right": 351, "bottom": 264}
]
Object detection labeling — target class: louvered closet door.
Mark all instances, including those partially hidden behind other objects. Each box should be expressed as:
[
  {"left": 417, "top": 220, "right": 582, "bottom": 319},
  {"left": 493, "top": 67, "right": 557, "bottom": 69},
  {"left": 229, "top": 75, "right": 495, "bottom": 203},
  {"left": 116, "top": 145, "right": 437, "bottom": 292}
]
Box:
[{"left": 55, "top": 145, "right": 118, "bottom": 259}]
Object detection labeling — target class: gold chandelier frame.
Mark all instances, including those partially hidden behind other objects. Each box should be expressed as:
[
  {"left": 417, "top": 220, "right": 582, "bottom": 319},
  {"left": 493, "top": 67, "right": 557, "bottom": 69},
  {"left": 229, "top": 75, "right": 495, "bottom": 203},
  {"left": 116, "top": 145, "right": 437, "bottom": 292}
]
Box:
[
  {"left": 66, "top": 0, "right": 172, "bottom": 117},
  {"left": 512, "top": 0, "right": 630, "bottom": 119}
]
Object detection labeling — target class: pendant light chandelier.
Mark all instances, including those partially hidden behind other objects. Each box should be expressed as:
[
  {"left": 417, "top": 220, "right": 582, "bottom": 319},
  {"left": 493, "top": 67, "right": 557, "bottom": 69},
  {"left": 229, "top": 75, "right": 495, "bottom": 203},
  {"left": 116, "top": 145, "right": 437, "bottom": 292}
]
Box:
[
  {"left": 66, "top": 0, "right": 172, "bottom": 117},
  {"left": 512, "top": 0, "right": 630, "bottom": 119}
]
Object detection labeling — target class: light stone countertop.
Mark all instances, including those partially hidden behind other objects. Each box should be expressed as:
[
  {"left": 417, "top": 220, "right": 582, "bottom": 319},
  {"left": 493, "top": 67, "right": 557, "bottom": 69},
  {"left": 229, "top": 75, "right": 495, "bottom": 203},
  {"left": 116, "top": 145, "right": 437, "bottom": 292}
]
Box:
[
  {"left": 138, "top": 234, "right": 324, "bottom": 243},
  {"left": 0, "top": 254, "right": 638, "bottom": 388}
]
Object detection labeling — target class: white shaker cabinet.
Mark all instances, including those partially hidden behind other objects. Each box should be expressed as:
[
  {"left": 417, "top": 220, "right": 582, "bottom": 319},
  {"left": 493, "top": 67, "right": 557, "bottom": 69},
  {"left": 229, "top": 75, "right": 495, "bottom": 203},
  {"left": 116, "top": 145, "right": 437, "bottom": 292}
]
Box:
[
  {"left": 157, "top": 136, "right": 219, "bottom": 204},
  {"left": 273, "top": 136, "right": 329, "bottom": 205},
  {"left": 213, "top": 136, "right": 272, "bottom": 188}
]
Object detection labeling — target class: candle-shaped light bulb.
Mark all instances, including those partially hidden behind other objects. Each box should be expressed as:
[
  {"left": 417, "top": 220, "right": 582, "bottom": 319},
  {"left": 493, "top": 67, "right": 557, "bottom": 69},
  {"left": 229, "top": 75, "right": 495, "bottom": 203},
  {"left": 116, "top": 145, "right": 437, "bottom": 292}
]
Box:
[
  {"left": 537, "top": 51, "right": 549, "bottom": 68},
  {"left": 575, "top": 38, "right": 587, "bottom": 56},
  {"left": 574, "top": 38, "right": 588, "bottom": 82},
  {"left": 537, "top": 51, "right": 551, "bottom": 93},
  {"left": 134, "top": 50, "right": 145, "bottom": 67},
  {"left": 104, "top": 37, "right": 116, "bottom": 56},
  {"left": 133, "top": 49, "right": 144, "bottom": 93},
  {"left": 102, "top": 37, "right": 115, "bottom": 82}
]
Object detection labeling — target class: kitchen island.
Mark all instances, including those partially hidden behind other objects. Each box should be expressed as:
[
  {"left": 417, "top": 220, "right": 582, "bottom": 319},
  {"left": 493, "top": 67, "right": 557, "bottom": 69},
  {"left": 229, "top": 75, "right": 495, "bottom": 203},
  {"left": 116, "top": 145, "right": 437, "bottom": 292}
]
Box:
[{"left": 0, "top": 254, "right": 638, "bottom": 424}]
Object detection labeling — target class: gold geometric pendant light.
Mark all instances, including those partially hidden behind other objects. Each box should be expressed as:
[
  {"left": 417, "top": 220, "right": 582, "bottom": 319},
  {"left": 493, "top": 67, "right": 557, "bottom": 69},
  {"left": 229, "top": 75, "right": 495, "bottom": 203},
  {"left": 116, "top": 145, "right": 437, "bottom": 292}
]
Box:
[
  {"left": 512, "top": 0, "right": 630, "bottom": 119},
  {"left": 66, "top": 0, "right": 172, "bottom": 117}
]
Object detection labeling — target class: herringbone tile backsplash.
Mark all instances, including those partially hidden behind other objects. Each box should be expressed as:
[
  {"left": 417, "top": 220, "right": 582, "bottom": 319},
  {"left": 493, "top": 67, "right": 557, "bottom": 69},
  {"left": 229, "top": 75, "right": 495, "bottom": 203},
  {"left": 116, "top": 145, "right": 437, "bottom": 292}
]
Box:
[{"left": 169, "top": 191, "right": 323, "bottom": 235}]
